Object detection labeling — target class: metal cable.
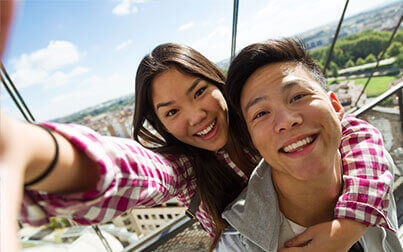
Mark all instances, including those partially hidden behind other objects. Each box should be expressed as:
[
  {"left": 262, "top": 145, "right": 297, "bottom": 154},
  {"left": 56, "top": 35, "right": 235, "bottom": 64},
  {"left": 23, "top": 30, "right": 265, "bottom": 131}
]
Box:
[
  {"left": 92, "top": 225, "right": 113, "bottom": 252},
  {"left": 230, "top": 0, "right": 240, "bottom": 61},
  {"left": 0, "top": 61, "right": 35, "bottom": 122},
  {"left": 354, "top": 15, "right": 403, "bottom": 107},
  {"left": 0, "top": 72, "right": 31, "bottom": 122},
  {"left": 323, "top": 0, "right": 349, "bottom": 76}
]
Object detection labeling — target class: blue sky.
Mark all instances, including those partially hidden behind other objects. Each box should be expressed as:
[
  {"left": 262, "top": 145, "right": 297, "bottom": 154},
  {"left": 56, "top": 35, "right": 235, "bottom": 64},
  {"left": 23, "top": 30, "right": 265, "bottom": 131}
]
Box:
[{"left": 1, "top": 0, "right": 398, "bottom": 121}]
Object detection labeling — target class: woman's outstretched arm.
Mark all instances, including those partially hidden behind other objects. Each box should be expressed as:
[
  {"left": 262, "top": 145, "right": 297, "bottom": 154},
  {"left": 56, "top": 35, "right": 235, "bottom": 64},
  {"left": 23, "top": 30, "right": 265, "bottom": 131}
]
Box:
[{"left": 1, "top": 113, "right": 100, "bottom": 194}]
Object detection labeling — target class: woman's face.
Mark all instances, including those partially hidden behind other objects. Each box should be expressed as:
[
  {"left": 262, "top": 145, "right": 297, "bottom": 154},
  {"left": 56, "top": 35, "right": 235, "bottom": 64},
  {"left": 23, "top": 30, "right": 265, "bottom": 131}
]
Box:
[{"left": 151, "top": 67, "right": 229, "bottom": 151}]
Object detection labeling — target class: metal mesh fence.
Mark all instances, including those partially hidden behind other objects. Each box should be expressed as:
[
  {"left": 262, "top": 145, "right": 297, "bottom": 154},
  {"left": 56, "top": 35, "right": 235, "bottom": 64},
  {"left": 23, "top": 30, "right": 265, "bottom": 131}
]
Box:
[
  {"left": 146, "top": 222, "right": 210, "bottom": 252},
  {"left": 124, "top": 214, "right": 211, "bottom": 252}
]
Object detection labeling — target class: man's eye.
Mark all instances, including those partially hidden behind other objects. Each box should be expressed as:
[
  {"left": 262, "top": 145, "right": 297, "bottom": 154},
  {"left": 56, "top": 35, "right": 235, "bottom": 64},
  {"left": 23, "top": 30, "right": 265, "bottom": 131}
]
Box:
[
  {"left": 166, "top": 109, "right": 178, "bottom": 117},
  {"left": 194, "top": 87, "right": 207, "bottom": 98},
  {"left": 291, "top": 94, "right": 307, "bottom": 103},
  {"left": 253, "top": 111, "right": 268, "bottom": 121}
]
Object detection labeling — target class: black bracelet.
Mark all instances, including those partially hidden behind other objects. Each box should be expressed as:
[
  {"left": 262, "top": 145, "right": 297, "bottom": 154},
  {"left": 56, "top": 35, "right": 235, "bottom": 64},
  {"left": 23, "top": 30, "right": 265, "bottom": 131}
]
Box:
[{"left": 24, "top": 124, "right": 59, "bottom": 187}]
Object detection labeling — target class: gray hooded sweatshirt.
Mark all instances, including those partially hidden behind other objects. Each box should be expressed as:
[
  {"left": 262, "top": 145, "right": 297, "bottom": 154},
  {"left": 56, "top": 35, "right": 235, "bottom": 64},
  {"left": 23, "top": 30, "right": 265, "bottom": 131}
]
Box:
[{"left": 215, "top": 151, "right": 402, "bottom": 252}]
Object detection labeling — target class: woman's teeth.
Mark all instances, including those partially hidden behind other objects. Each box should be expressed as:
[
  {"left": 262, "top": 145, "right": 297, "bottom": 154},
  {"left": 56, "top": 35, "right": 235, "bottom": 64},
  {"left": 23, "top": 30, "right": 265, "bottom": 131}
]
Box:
[
  {"left": 283, "top": 136, "right": 314, "bottom": 153},
  {"left": 196, "top": 120, "right": 216, "bottom": 136}
]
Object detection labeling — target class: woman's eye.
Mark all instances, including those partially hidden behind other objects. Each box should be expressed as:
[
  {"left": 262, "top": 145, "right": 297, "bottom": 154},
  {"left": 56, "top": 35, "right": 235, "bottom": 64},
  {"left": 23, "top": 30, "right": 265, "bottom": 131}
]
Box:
[
  {"left": 194, "top": 87, "right": 207, "bottom": 98},
  {"left": 253, "top": 111, "right": 268, "bottom": 121},
  {"left": 291, "top": 94, "right": 307, "bottom": 103},
  {"left": 166, "top": 109, "right": 178, "bottom": 117}
]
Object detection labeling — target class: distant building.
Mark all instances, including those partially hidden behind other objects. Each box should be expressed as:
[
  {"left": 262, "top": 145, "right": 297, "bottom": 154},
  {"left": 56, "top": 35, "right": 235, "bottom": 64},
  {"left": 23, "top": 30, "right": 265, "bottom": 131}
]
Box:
[{"left": 112, "top": 198, "right": 186, "bottom": 238}]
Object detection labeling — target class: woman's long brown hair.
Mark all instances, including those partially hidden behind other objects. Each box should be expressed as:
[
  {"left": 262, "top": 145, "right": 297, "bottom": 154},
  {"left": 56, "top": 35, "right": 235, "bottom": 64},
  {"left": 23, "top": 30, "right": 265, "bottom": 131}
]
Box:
[{"left": 132, "top": 43, "right": 256, "bottom": 249}]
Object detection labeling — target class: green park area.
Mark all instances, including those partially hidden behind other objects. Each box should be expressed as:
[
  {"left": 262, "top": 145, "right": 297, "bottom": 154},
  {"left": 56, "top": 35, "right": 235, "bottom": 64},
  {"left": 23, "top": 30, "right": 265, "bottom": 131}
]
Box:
[
  {"left": 317, "top": 29, "right": 402, "bottom": 99},
  {"left": 328, "top": 75, "right": 398, "bottom": 98}
]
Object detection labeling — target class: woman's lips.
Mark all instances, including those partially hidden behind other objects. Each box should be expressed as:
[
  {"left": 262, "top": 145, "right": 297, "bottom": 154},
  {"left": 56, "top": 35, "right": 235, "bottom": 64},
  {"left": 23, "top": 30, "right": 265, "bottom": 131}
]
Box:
[{"left": 195, "top": 119, "right": 218, "bottom": 140}]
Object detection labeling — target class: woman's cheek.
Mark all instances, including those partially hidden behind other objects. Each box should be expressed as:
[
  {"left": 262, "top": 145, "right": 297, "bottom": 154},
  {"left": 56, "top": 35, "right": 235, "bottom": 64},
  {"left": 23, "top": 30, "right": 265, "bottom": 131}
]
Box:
[{"left": 211, "top": 89, "right": 228, "bottom": 111}]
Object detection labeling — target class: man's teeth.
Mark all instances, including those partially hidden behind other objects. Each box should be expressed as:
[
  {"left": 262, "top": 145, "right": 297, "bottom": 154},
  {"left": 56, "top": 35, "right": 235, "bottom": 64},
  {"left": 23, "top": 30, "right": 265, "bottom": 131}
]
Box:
[
  {"left": 196, "top": 121, "right": 216, "bottom": 136},
  {"left": 283, "top": 136, "right": 314, "bottom": 153}
]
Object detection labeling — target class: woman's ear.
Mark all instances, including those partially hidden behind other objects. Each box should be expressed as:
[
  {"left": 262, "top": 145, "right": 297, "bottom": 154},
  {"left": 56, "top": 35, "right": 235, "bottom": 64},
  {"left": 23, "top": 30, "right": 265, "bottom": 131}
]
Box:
[{"left": 328, "top": 92, "right": 344, "bottom": 121}]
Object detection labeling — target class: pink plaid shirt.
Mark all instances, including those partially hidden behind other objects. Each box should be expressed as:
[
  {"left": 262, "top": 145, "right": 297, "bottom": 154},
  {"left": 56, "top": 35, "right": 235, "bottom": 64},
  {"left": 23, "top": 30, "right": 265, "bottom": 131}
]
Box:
[{"left": 21, "top": 115, "right": 394, "bottom": 237}]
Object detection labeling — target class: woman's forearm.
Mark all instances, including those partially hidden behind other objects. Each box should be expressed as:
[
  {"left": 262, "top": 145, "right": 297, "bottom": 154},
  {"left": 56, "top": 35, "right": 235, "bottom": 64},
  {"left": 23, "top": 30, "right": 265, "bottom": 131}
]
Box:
[
  {"left": 0, "top": 163, "right": 24, "bottom": 252},
  {"left": 1, "top": 114, "right": 100, "bottom": 195}
]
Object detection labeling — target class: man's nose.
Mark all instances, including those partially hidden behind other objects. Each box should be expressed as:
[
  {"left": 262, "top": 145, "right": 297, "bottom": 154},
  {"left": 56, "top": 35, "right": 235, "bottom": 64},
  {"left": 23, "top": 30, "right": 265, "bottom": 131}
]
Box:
[{"left": 274, "top": 109, "right": 302, "bottom": 133}]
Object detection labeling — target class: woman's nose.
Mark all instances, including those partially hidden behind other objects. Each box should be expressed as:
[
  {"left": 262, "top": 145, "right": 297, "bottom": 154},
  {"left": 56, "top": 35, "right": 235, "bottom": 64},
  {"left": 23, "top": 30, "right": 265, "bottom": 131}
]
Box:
[{"left": 188, "top": 108, "right": 207, "bottom": 127}]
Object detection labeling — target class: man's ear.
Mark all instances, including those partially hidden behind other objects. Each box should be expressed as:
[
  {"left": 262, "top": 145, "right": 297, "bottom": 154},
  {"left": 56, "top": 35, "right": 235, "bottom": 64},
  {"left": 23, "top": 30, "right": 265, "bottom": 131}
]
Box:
[{"left": 328, "top": 91, "right": 344, "bottom": 120}]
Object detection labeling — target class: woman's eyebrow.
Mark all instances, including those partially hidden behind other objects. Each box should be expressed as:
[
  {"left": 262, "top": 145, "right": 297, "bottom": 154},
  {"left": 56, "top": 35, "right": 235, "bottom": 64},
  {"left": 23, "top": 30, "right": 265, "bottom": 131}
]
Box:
[
  {"left": 186, "top": 78, "right": 202, "bottom": 95},
  {"left": 156, "top": 79, "right": 203, "bottom": 111},
  {"left": 156, "top": 101, "right": 174, "bottom": 110}
]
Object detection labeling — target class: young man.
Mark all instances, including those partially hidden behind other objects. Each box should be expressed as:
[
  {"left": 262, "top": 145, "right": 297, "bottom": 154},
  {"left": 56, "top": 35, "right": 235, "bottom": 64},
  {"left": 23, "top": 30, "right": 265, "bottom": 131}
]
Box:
[{"left": 216, "top": 39, "right": 401, "bottom": 251}]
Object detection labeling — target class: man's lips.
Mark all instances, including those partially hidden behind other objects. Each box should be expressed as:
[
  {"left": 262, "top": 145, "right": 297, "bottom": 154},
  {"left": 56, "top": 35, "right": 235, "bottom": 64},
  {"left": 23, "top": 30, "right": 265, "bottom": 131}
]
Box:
[{"left": 279, "top": 134, "right": 318, "bottom": 153}]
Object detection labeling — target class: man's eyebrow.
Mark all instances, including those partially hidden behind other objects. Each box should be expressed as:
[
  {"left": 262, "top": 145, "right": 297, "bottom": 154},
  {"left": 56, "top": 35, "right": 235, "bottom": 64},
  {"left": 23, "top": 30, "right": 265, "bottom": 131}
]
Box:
[
  {"left": 186, "top": 78, "right": 202, "bottom": 95},
  {"left": 244, "top": 95, "right": 268, "bottom": 115},
  {"left": 243, "top": 81, "right": 305, "bottom": 114},
  {"left": 281, "top": 81, "right": 300, "bottom": 92}
]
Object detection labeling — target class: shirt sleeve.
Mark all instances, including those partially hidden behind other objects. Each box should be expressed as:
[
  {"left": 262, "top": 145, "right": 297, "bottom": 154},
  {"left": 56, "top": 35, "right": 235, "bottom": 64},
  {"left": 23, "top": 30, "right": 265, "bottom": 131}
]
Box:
[
  {"left": 335, "top": 115, "right": 395, "bottom": 232},
  {"left": 20, "top": 122, "right": 197, "bottom": 227}
]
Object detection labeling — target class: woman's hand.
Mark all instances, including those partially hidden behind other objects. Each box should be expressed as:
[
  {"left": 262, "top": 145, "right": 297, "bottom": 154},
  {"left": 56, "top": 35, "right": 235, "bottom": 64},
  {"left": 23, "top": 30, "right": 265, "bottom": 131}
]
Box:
[
  {"left": 0, "top": 112, "right": 101, "bottom": 251},
  {"left": 278, "top": 219, "right": 367, "bottom": 252}
]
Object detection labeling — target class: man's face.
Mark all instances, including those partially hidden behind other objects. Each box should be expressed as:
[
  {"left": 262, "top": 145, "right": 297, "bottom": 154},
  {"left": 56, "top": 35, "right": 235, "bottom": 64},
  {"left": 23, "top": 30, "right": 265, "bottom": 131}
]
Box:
[{"left": 240, "top": 62, "right": 344, "bottom": 181}]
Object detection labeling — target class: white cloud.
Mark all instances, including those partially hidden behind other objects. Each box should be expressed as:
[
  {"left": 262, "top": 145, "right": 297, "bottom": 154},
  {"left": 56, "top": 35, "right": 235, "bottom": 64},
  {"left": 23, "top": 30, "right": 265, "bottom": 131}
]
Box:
[
  {"left": 112, "top": 0, "right": 147, "bottom": 16},
  {"left": 191, "top": 25, "right": 231, "bottom": 62},
  {"left": 45, "top": 73, "right": 133, "bottom": 121},
  {"left": 113, "top": 0, "right": 131, "bottom": 15},
  {"left": 132, "top": 6, "right": 139, "bottom": 13},
  {"left": 116, "top": 39, "right": 133, "bottom": 51},
  {"left": 235, "top": 0, "right": 339, "bottom": 50},
  {"left": 10, "top": 40, "right": 86, "bottom": 89},
  {"left": 14, "top": 40, "right": 79, "bottom": 72},
  {"left": 51, "top": 89, "right": 97, "bottom": 103},
  {"left": 44, "top": 67, "right": 90, "bottom": 89},
  {"left": 178, "top": 22, "right": 194, "bottom": 31},
  {"left": 201, "top": 20, "right": 210, "bottom": 27}
]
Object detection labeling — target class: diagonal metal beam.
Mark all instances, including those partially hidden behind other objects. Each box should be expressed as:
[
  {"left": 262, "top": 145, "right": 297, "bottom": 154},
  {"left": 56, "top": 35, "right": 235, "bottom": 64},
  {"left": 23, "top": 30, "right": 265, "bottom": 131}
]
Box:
[
  {"left": 323, "top": 0, "right": 349, "bottom": 76},
  {"left": 1, "top": 61, "right": 35, "bottom": 122}
]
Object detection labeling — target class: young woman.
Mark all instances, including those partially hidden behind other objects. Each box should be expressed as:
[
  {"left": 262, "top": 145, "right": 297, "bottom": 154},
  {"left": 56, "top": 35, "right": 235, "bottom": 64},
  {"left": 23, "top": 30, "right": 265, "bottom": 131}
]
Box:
[{"left": 3, "top": 43, "right": 393, "bottom": 251}]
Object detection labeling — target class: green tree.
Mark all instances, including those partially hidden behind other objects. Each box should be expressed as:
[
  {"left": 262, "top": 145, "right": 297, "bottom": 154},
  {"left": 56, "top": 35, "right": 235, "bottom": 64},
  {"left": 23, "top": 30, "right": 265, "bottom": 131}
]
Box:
[
  {"left": 338, "top": 32, "right": 388, "bottom": 61},
  {"left": 344, "top": 59, "right": 355, "bottom": 68},
  {"left": 365, "top": 53, "right": 376, "bottom": 63},
  {"left": 396, "top": 52, "right": 403, "bottom": 69},
  {"left": 329, "top": 61, "right": 339, "bottom": 77},
  {"left": 394, "top": 30, "right": 403, "bottom": 44},
  {"left": 378, "top": 51, "right": 386, "bottom": 60},
  {"left": 356, "top": 57, "right": 366, "bottom": 66},
  {"left": 386, "top": 42, "right": 402, "bottom": 57},
  {"left": 331, "top": 47, "right": 349, "bottom": 67},
  {"left": 316, "top": 60, "right": 324, "bottom": 71}
]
